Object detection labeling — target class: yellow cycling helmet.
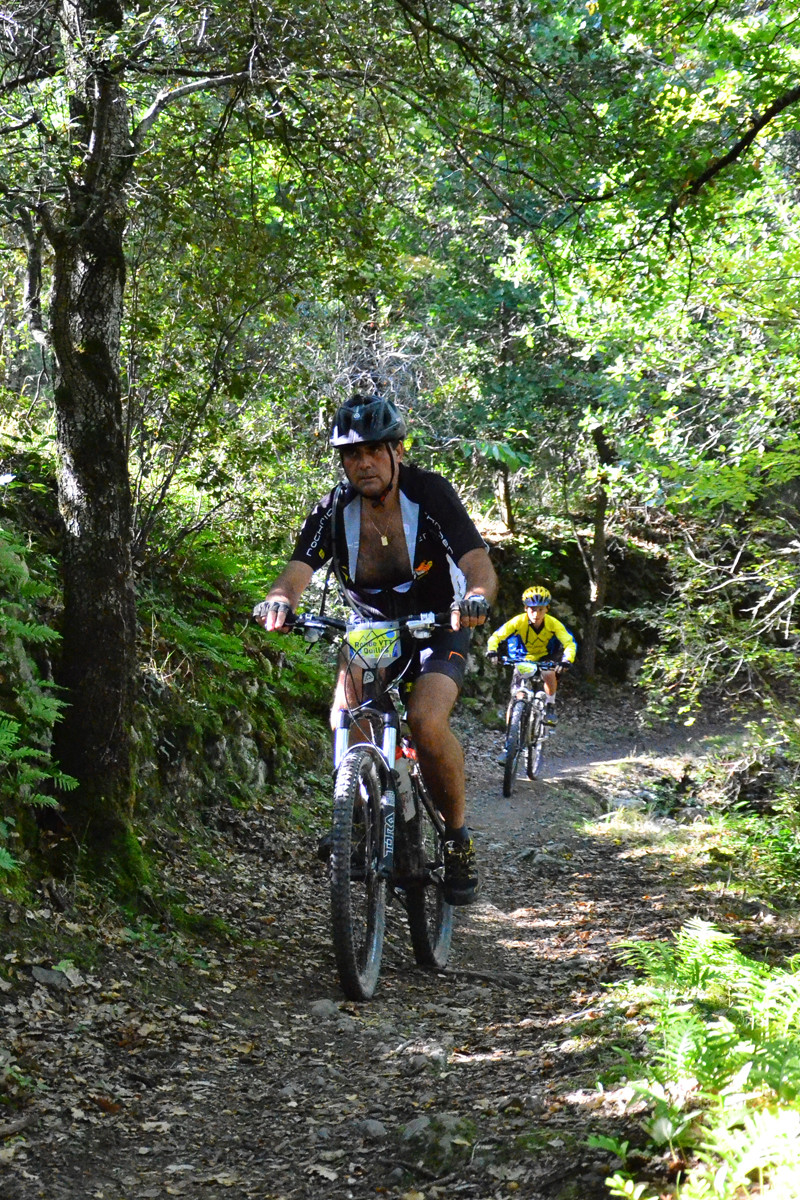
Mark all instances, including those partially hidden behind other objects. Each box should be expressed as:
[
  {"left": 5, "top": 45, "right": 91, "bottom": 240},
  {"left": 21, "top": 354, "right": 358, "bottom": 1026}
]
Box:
[{"left": 522, "top": 585, "right": 551, "bottom": 607}]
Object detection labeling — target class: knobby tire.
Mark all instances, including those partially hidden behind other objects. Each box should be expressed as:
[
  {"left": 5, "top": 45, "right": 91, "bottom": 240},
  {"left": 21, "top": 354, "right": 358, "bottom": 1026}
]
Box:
[
  {"left": 402, "top": 775, "right": 453, "bottom": 969},
  {"left": 330, "top": 749, "right": 387, "bottom": 1000},
  {"left": 503, "top": 701, "right": 526, "bottom": 797},
  {"left": 527, "top": 706, "right": 545, "bottom": 779}
]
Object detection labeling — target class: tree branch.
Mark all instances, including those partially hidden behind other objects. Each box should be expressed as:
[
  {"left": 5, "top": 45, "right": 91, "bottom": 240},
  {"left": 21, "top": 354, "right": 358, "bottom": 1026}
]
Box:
[
  {"left": 668, "top": 84, "right": 800, "bottom": 215},
  {"left": 131, "top": 71, "right": 252, "bottom": 149},
  {"left": 0, "top": 112, "right": 40, "bottom": 136}
]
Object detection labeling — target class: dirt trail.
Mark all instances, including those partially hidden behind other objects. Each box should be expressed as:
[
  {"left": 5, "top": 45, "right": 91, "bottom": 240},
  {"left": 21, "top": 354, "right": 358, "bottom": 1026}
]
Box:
[{"left": 1, "top": 688, "right": 746, "bottom": 1200}]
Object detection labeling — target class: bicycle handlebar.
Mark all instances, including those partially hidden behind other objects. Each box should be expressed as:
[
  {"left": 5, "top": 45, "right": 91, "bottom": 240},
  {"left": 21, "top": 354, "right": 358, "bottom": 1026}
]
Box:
[
  {"left": 498, "top": 657, "right": 562, "bottom": 670},
  {"left": 285, "top": 610, "right": 454, "bottom": 643},
  {"left": 285, "top": 611, "right": 346, "bottom": 633}
]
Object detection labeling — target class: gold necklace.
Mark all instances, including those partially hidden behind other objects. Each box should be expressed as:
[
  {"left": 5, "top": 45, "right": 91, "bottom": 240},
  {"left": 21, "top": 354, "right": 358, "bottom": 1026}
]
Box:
[{"left": 363, "top": 503, "right": 393, "bottom": 546}]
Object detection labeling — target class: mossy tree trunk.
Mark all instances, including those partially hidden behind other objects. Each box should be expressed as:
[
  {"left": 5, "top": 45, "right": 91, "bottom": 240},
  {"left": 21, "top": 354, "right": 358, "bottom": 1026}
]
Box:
[
  {"left": 50, "top": 219, "right": 139, "bottom": 869},
  {"left": 45, "top": 0, "right": 141, "bottom": 882}
]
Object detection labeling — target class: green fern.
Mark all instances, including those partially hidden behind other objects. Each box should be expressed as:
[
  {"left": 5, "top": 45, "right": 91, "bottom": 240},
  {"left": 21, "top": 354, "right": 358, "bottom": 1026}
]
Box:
[
  {"left": 0, "top": 529, "right": 77, "bottom": 873},
  {"left": 750, "top": 1038, "right": 800, "bottom": 1101},
  {"left": 0, "top": 614, "right": 60, "bottom": 643},
  {"left": 0, "top": 716, "right": 20, "bottom": 755},
  {"left": 605, "top": 920, "right": 800, "bottom": 1199},
  {"left": 680, "top": 1107, "right": 800, "bottom": 1199},
  {"left": 651, "top": 1009, "right": 710, "bottom": 1081},
  {"left": 0, "top": 845, "right": 17, "bottom": 870}
]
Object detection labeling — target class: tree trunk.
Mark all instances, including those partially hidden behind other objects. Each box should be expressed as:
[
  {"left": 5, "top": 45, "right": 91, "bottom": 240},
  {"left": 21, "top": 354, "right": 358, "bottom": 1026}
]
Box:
[
  {"left": 579, "top": 426, "right": 616, "bottom": 679},
  {"left": 580, "top": 484, "right": 609, "bottom": 679},
  {"left": 50, "top": 218, "right": 138, "bottom": 868},
  {"left": 495, "top": 463, "right": 515, "bottom": 533},
  {"left": 46, "top": 0, "right": 141, "bottom": 882}
]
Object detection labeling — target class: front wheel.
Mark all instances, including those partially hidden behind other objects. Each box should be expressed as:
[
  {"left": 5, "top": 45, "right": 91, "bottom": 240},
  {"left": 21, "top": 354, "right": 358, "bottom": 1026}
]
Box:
[
  {"left": 330, "top": 749, "right": 387, "bottom": 1000},
  {"left": 403, "top": 777, "right": 453, "bottom": 969},
  {"left": 526, "top": 706, "right": 545, "bottom": 779},
  {"left": 503, "top": 701, "right": 526, "bottom": 797}
]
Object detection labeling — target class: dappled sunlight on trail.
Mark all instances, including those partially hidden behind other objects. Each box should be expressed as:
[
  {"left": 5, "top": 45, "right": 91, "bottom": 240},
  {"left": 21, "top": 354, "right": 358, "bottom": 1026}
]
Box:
[{"left": 2, "top": 693, "right": 764, "bottom": 1200}]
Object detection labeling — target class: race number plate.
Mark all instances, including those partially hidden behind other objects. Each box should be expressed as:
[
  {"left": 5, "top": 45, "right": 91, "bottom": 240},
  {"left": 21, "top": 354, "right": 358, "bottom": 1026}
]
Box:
[
  {"left": 516, "top": 661, "right": 539, "bottom": 676},
  {"left": 346, "top": 623, "right": 402, "bottom": 667}
]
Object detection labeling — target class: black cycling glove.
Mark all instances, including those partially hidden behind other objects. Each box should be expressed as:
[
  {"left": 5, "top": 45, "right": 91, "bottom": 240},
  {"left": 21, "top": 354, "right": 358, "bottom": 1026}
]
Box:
[
  {"left": 252, "top": 599, "right": 291, "bottom": 624},
  {"left": 453, "top": 594, "right": 490, "bottom": 622}
]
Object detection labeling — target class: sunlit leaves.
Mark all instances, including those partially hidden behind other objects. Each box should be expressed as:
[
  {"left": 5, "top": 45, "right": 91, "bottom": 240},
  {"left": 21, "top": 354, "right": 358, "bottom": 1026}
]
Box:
[{"left": 608, "top": 919, "right": 800, "bottom": 1198}]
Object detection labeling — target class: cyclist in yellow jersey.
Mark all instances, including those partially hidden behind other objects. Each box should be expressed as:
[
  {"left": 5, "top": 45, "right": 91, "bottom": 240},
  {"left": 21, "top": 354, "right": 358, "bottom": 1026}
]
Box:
[{"left": 486, "top": 586, "right": 577, "bottom": 747}]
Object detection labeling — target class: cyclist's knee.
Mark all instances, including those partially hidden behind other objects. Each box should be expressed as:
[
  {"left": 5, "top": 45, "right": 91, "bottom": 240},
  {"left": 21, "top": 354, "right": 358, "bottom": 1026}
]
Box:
[{"left": 408, "top": 709, "right": 451, "bottom": 755}]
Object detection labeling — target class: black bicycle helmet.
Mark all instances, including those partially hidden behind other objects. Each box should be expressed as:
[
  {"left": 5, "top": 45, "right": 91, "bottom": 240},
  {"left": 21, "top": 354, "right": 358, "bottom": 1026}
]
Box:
[{"left": 329, "top": 393, "right": 407, "bottom": 446}]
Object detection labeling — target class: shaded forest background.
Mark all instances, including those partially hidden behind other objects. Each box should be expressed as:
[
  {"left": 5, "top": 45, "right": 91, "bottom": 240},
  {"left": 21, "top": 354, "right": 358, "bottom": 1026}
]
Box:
[
  {"left": 1, "top": 0, "right": 798, "bottom": 897},
  {"left": 2, "top": 6, "right": 800, "bottom": 1198}
]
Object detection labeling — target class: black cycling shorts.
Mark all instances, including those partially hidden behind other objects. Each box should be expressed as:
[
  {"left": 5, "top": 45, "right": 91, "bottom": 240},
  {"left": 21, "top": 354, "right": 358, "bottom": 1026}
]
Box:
[{"left": 392, "top": 627, "right": 470, "bottom": 690}]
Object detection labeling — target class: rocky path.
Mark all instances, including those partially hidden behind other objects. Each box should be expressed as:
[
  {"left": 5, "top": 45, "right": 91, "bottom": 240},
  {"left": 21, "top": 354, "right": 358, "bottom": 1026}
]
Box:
[{"left": 1, "top": 688, "right": 754, "bottom": 1200}]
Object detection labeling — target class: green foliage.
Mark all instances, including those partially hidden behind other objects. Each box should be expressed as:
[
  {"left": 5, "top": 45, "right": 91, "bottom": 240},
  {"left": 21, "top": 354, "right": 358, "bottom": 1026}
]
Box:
[
  {"left": 0, "top": 1051, "right": 37, "bottom": 1109},
  {"left": 2, "top": 0, "right": 800, "bottom": 884},
  {"left": 134, "top": 532, "right": 332, "bottom": 815},
  {"left": 605, "top": 1176, "right": 653, "bottom": 1200},
  {"left": 605, "top": 918, "right": 800, "bottom": 1198},
  {"left": 720, "top": 799, "right": 800, "bottom": 905},
  {"left": 0, "top": 526, "right": 76, "bottom": 875}
]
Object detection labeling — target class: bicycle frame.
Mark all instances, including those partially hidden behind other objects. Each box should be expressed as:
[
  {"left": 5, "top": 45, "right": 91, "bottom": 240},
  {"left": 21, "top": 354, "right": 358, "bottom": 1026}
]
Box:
[
  {"left": 294, "top": 611, "right": 448, "bottom": 879},
  {"left": 499, "top": 657, "right": 559, "bottom": 794},
  {"left": 502, "top": 657, "right": 558, "bottom": 703},
  {"left": 261, "top": 608, "right": 454, "bottom": 998}
]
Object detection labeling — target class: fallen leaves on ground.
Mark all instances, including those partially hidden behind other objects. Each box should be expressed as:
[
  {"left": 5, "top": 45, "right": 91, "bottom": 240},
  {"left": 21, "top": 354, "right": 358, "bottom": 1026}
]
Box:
[{"left": 1, "top": 688, "right": 797, "bottom": 1200}]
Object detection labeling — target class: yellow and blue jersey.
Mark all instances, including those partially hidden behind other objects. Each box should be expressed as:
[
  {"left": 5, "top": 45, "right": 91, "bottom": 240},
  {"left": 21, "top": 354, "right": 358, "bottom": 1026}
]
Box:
[{"left": 486, "top": 611, "right": 577, "bottom": 663}]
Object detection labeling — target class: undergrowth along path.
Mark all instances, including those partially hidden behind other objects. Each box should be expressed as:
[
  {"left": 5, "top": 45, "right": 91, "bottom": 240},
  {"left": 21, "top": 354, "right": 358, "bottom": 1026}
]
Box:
[{"left": 2, "top": 688, "right": 794, "bottom": 1200}]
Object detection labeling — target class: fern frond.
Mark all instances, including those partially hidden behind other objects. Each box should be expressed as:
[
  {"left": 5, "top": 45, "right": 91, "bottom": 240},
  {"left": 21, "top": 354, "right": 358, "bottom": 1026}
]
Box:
[
  {"left": 653, "top": 1011, "right": 707, "bottom": 1079},
  {"left": 50, "top": 770, "right": 79, "bottom": 792},
  {"left": 0, "top": 615, "right": 60, "bottom": 643},
  {"left": 690, "top": 1107, "right": 800, "bottom": 1198},
  {"left": 615, "top": 938, "right": 678, "bottom": 982},
  {"left": 0, "top": 845, "right": 18, "bottom": 871},
  {"left": 750, "top": 974, "right": 800, "bottom": 1039},
  {"left": 26, "top": 791, "right": 60, "bottom": 808},
  {"left": 750, "top": 1038, "right": 800, "bottom": 1101}
]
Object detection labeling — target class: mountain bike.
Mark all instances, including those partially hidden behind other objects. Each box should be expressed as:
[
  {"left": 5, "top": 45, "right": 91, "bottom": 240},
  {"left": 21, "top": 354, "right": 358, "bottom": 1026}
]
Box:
[
  {"left": 283, "top": 611, "right": 454, "bottom": 1001},
  {"left": 499, "top": 658, "right": 560, "bottom": 797}
]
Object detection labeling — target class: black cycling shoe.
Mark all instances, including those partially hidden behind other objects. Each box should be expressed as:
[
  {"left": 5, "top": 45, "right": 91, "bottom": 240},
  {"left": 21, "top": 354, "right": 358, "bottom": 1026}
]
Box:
[
  {"left": 443, "top": 837, "right": 478, "bottom": 906},
  {"left": 544, "top": 704, "right": 558, "bottom": 726},
  {"left": 316, "top": 830, "right": 333, "bottom": 861}
]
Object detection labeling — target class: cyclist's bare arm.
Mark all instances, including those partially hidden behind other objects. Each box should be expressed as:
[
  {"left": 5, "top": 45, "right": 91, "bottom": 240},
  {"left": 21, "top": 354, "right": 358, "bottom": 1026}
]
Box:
[
  {"left": 254, "top": 560, "right": 313, "bottom": 632},
  {"left": 452, "top": 548, "right": 498, "bottom": 630}
]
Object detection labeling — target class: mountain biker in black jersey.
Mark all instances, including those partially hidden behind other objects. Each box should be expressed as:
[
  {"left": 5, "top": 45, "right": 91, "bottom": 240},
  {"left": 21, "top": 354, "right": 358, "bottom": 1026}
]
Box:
[{"left": 254, "top": 394, "right": 497, "bottom": 905}]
